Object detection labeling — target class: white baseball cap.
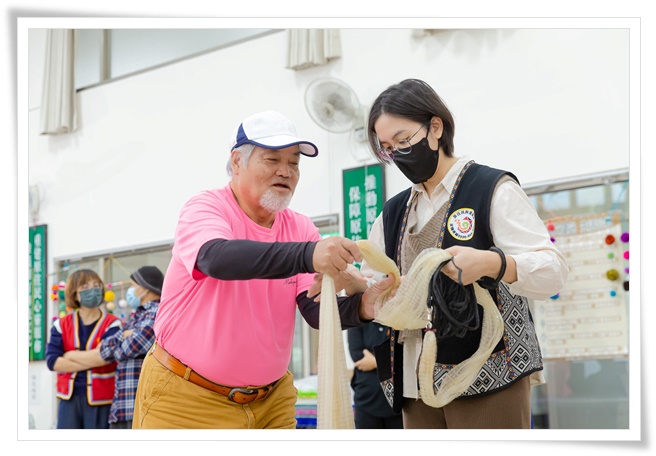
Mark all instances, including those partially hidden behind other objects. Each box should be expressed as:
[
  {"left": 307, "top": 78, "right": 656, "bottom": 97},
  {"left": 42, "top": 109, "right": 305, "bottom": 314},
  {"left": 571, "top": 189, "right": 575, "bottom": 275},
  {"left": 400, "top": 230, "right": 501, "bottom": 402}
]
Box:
[{"left": 230, "top": 110, "right": 319, "bottom": 157}]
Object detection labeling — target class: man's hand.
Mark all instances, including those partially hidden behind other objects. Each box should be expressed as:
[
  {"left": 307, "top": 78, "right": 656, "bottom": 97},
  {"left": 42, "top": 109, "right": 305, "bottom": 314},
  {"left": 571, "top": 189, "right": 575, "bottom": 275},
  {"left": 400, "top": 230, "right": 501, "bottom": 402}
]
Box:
[
  {"left": 308, "top": 264, "right": 368, "bottom": 301},
  {"left": 354, "top": 348, "right": 377, "bottom": 372},
  {"left": 359, "top": 274, "right": 397, "bottom": 321},
  {"left": 312, "top": 236, "right": 363, "bottom": 277}
]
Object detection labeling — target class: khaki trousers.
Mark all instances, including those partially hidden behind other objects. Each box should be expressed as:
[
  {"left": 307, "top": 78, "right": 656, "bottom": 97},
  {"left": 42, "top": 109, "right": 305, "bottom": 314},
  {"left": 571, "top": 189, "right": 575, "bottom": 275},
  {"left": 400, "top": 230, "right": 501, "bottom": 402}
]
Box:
[
  {"left": 402, "top": 376, "right": 531, "bottom": 429},
  {"left": 132, "top": 349, "right": 298, "bottom": 429}
]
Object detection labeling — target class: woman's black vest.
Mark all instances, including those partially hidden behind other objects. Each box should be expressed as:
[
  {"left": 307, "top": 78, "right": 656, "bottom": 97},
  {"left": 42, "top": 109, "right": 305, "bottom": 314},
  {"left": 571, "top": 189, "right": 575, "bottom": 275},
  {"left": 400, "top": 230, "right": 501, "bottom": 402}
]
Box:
[{"left": 373, "top": 162, "right": 543, "bottom": 411}]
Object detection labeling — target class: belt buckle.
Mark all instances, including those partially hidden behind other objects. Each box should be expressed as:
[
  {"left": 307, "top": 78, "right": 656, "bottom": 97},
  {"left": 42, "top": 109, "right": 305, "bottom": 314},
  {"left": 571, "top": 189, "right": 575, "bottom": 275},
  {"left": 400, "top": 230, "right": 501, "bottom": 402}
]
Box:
[{"left": 228, "top": 388, "right": 257, "bottom": 403}]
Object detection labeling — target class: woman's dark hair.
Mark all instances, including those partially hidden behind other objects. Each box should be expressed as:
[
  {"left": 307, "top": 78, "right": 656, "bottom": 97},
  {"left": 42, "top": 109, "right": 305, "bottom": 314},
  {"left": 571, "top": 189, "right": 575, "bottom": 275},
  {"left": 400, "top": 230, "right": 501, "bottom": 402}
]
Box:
[{"left": 367, "top": 79, "right": 456, "bottom": 162}]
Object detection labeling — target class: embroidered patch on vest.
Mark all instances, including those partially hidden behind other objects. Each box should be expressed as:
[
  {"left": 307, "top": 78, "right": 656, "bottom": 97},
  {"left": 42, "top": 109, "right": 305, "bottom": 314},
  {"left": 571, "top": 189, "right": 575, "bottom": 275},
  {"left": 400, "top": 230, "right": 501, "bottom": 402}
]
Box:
[{"left": 447, "top": 208, "right": 475, "bottom": 241}]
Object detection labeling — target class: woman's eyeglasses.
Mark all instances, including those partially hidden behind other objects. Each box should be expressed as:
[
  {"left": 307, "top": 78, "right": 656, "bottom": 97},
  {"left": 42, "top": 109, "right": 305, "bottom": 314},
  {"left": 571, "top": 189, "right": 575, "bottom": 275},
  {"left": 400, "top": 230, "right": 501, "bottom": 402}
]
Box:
[{"left": 376, "top": 124, "right": 426, "bottom": 161}]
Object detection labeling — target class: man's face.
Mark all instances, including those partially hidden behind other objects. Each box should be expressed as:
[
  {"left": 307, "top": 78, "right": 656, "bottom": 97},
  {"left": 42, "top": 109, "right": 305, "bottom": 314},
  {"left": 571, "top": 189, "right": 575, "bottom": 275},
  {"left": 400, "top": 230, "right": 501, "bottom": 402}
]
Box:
[{"left": 234, "top": 145, "right": 301, "bottom": 213}]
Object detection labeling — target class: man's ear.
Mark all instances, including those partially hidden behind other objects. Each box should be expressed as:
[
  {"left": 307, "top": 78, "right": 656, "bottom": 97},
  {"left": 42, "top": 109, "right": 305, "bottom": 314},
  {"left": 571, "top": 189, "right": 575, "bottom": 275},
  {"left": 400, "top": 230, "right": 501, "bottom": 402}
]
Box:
[{"left": 230, "top": 150, "right": 241, "bottom": 172}]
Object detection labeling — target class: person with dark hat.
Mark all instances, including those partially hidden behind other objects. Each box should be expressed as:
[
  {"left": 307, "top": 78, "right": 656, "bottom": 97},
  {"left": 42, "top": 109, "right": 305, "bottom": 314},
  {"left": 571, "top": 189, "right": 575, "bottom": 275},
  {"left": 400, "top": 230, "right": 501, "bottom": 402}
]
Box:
[{"left": 97, "top": 265, "right": 164, "bottom": 429}]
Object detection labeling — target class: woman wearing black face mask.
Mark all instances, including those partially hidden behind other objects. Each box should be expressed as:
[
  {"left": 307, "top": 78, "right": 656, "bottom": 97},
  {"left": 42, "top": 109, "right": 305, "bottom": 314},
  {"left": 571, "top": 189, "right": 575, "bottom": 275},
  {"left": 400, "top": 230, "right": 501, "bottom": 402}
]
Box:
[
  {"left": 361, "top": 79, "right": 569, "bottom": 429},
  {"left": 45, "top": 269, "right": 122, "bottom": 429}
]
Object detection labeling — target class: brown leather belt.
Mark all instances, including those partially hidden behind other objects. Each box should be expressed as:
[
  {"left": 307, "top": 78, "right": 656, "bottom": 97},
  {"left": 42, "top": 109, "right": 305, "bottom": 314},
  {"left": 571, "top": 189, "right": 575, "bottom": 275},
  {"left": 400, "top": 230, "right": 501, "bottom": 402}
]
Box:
[{"left": 150, "top": 343, "right": 276, "bottom": 404}]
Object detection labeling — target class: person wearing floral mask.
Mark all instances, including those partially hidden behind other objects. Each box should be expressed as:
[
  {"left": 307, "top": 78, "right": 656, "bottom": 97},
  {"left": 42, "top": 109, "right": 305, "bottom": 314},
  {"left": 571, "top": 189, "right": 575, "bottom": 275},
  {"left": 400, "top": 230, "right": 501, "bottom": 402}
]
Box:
[
  {"left": 97, "top": 265, "right": 163, "bottom": 429},
  {"left": 45, "top": 269, "right": 122, "bottom": 429}
]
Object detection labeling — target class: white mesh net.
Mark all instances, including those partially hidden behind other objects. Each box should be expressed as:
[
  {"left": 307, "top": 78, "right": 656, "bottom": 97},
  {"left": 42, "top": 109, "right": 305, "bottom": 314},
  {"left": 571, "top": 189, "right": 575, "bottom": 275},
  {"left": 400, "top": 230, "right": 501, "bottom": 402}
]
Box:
[
  {"left": 418, "top": 283, "right": 504, "bottom": 407},
  {"left": 373, "top": 247, "right": 453, "bottom": 330},
  {"left": 316, "top": 274, "right": 355, "bottom": 429},
  {"left": 356, "top": 239, "right": 505, "bottom": 408}
]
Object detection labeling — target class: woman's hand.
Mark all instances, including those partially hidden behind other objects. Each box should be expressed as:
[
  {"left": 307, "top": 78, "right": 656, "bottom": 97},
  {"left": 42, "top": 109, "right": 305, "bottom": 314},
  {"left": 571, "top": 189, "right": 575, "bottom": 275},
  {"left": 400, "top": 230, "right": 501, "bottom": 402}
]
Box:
[
  {"left": 60, "top": 347, "right": 108, "bottom": 370},
  {"left": 442, "top": 245, "right": 504, "bottom": 285},
  {"left": 62, "top": 350, "right": 85, "bottom": 363}
]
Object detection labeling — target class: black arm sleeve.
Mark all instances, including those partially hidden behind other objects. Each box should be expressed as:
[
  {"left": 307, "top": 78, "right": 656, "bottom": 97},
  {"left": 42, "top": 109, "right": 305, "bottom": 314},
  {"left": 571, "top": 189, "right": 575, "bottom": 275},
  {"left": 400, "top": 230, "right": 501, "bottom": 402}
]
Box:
[
  {"left": 195, "top": 239, "right": 318, "bottom": 280},
  {"left": 347, "top": 325, "right": 365, "bottom": 362},
  {"left": 296, "top": 290, "right": 369, "bottom": 330}
]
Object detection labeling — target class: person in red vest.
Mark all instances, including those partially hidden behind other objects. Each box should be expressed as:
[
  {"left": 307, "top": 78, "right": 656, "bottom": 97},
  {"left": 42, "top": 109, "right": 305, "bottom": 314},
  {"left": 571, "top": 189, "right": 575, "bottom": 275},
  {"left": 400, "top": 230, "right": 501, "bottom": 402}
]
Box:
[{"left": 45, "top": 269, "right": 122, "bottom": 429}]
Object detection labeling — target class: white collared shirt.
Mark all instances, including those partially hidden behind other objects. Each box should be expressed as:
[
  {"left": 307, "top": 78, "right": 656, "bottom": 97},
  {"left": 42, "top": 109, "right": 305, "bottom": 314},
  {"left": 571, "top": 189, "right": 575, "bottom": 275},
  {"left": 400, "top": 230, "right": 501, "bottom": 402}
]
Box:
[
  {"left": 363, "top": 155, "right": 568, "bottom": 299},
  {"left": 361, "top": 155, "right": 569, "bottom": 399}
]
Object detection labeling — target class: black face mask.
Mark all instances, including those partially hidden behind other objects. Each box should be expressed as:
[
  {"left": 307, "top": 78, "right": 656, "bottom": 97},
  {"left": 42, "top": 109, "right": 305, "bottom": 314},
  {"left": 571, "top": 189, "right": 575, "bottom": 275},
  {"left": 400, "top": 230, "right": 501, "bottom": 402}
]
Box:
[{"left": 392, "top": 133, "right": 439, "bottom": 184}]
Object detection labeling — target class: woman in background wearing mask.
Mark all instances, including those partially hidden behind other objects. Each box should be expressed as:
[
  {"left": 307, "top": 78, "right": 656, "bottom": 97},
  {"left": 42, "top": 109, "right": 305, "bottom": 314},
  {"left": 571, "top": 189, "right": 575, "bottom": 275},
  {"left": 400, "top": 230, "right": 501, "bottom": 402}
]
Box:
[
  {"left": 45, "top": 269, "right": 122, "bottom": 429},
  {"left": 361, "top": 79, "right": 568, "bottom": 428},
  {"left": 97, "top": 265, "right": 163, "bottom": 429}
]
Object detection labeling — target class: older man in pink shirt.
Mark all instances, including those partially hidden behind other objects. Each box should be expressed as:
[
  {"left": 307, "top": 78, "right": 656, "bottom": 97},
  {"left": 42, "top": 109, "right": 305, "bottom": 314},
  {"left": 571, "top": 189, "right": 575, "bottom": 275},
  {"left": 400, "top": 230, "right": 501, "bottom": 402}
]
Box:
[{"left": 133, "top": 111, "right": 395, "bottom": 429}]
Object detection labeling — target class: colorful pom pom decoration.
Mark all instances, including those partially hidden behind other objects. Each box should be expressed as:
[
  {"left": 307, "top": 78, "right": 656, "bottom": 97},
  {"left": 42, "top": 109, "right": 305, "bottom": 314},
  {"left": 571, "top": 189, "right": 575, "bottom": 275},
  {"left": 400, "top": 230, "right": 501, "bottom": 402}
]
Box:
[
  {"left": 605, "top": 234, "right": 615, "bottom": 245},
  {"left": 621, "top": 232, "right": 629, "bottom": 243},
  {"left": 606, "top": 269, "right": 619, "bottom": 281},
  {"left": 623, "top": 250, "right": 629, "bottom": 260}
]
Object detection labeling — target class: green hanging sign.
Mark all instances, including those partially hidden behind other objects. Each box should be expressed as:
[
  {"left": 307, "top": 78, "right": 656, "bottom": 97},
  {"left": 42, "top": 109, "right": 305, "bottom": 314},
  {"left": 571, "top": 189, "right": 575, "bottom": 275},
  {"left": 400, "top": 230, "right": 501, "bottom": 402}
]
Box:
[
  {"left": 342, "top": 164, "right": 385, "bottom": 241},
  {"left": 29, "top": 224, "right": 47, "bottom": 361}
]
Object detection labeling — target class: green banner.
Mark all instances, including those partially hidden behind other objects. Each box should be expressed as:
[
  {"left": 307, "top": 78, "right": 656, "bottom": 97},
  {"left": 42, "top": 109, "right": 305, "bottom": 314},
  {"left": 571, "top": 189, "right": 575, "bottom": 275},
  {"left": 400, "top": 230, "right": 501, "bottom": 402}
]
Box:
[
  {"left": 342, "top": 164, "right": 385, "bottom": 241},
  {"left": 29, "top": 224, "right": 47, "bottom": 361}
]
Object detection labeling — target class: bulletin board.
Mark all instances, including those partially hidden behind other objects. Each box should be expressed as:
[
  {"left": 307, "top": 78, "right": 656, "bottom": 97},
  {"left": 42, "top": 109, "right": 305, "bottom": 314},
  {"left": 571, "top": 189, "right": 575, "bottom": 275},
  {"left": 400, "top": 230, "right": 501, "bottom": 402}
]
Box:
[
  {"left": 531, "top": 212, "right": 630, "bottom": 359},
  {"left": 526, "top": 171, "right": 630, "bottom": 361}
]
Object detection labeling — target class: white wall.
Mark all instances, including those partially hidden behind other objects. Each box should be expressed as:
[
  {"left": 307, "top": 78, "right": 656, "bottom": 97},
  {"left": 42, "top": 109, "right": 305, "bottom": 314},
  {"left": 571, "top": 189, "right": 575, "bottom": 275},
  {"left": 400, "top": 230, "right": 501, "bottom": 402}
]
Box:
[
  {"left": 29, "top": 28, "right": 629, "bottom": 258},
  {"left": 26, "top": 27, "right": 630, "bottom": 429}
]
